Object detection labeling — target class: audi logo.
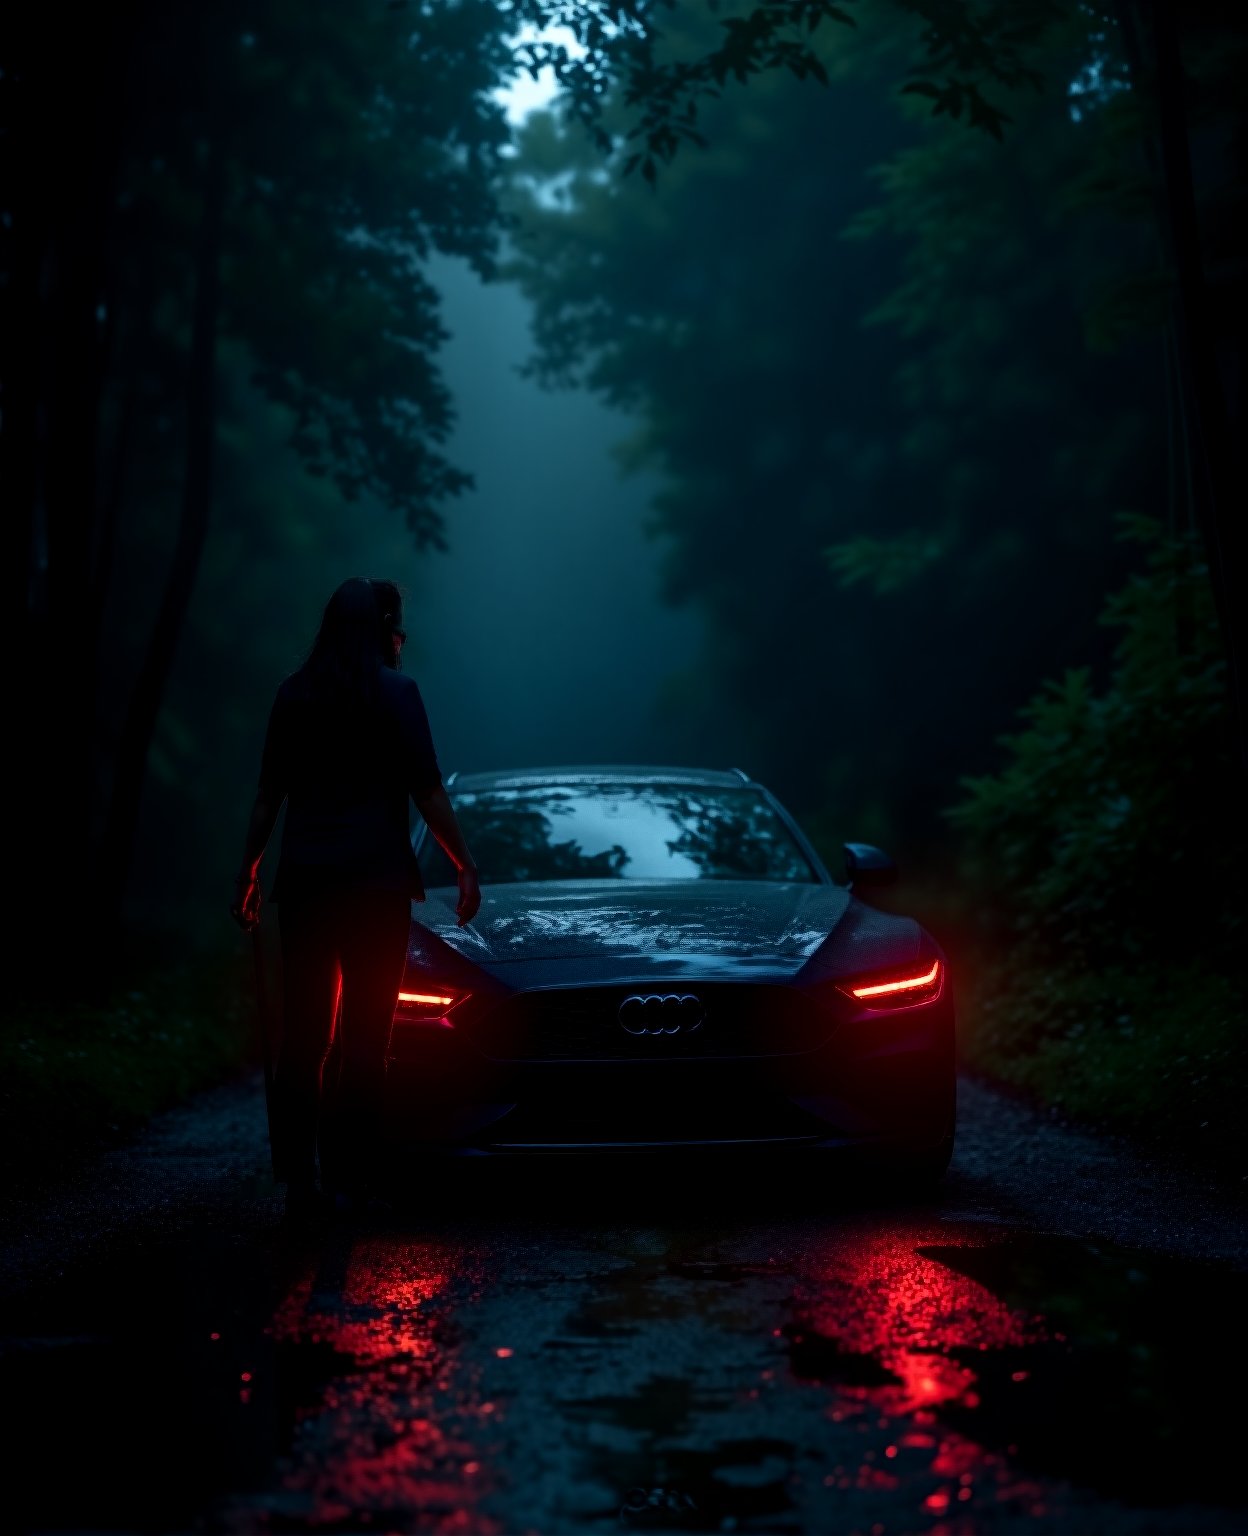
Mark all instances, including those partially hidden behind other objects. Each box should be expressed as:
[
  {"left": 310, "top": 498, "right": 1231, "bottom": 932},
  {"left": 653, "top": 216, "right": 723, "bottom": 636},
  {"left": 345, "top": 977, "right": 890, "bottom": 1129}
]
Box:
[{"left": 617, "top": 993, "right": 705, "bottom": 1036}]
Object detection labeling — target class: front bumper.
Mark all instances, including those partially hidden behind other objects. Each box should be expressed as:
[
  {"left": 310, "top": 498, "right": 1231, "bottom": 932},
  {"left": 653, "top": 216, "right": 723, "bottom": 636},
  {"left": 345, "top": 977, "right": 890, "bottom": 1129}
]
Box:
[{"left": 382, "top": 979, "right": 955, "bottom": 1158}]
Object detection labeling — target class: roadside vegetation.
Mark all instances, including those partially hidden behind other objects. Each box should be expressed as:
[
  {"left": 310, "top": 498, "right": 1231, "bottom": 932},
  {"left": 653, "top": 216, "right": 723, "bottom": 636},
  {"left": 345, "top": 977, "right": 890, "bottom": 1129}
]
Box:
[
  {"left": 1, "top": 949, "right": 254, "bottom": 1180},
  {"left": 948, "top": 520, "right": 1245, "bottom": 1172}
]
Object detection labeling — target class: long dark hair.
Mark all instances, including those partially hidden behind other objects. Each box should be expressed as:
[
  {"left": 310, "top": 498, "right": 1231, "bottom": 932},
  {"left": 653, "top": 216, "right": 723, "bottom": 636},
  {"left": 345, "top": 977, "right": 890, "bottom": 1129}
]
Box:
[{"left": 301, "top": 577, "right": 403, "bottom": 701}]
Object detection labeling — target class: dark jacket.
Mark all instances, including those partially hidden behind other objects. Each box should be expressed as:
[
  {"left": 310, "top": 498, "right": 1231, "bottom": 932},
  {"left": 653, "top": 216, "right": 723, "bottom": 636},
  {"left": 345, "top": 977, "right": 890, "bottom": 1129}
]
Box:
[{"left": 257, "top": 665, "right": 442, "bottom": 900}]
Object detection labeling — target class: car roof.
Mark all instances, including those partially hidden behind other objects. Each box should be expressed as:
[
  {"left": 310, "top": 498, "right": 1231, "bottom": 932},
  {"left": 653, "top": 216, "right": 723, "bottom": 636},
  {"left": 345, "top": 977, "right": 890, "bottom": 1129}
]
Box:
[{"left": 446, "top": 764, "right": 755, "bottom": 791}]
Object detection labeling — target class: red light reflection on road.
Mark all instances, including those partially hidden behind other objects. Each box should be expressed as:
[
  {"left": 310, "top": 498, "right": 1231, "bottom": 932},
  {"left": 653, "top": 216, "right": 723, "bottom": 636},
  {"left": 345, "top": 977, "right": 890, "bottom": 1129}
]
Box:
[
  {"left": 796, "top": 1234, "right": 1040, "bottom": 1412},
  {"left": 251, "top": 1239, "right": 499, "bottom": 1533},
  {"left": 793, "top": 1233, "right": 1050, "bottom": 1524}
]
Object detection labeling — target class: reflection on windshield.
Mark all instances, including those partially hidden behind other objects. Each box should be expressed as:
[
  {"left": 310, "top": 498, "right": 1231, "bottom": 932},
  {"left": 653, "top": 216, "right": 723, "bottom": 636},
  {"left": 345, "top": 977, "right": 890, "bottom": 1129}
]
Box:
[{"left": 417, "top": 783, "right": 817, "bottom": 885}]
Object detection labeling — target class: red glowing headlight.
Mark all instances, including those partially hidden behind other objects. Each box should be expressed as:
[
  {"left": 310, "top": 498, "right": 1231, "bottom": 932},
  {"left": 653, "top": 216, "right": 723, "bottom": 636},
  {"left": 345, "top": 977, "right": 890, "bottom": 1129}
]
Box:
[
  {"left": 838, "top": 958, "right": 943, "bottom": 1008},
  {"left": 393, "top": 987, "right": 469, "bottom": 1025}
]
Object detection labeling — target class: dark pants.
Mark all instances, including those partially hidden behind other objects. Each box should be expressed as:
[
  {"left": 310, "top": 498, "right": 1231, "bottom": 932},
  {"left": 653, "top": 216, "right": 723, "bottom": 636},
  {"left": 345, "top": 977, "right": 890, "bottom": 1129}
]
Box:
[{"left": 274, "top": 885, "right": 410, "bottom": 1188}]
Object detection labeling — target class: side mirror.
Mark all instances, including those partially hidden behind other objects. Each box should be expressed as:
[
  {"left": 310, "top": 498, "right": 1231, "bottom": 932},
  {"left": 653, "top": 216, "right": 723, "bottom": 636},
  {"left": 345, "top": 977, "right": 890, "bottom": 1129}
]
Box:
[{"left": 843, "top": 841, "right": 899, "bottom": 890}]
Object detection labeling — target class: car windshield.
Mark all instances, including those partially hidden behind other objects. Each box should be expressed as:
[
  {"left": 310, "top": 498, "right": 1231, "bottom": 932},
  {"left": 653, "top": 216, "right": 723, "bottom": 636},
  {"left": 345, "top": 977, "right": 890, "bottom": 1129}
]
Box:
[{"left": 417, "top": 782, "right": 819, "bottom": 885}]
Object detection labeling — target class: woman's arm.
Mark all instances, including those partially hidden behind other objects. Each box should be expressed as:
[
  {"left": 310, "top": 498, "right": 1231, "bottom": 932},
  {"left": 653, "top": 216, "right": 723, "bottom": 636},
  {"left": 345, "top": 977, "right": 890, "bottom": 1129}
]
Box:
[
  {"left": 238, "top": 791, "right": 281, "bottom": 880},
  {"left": 231, "top": 690, "right": 288, "bottom": 932},
  {"left": 230, "top": 792, "right": 281, "bottom": 931},
  {"left": 414, "top": 783, "right": 481, "bottom": 926}
]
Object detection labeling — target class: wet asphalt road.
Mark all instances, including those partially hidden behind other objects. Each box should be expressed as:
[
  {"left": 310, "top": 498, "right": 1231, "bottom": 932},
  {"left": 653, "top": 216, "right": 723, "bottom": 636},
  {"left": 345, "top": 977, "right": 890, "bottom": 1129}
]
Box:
[{"left": 2, "top": 1073, "right": 1246, "bottom": 1535}]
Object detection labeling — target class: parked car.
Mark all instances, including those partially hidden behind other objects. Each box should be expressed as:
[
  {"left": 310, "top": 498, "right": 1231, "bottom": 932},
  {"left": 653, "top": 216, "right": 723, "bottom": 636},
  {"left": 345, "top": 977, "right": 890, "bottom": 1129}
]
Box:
[{"left": 384, "top": 765, "right": 954, "bottom": 1186}]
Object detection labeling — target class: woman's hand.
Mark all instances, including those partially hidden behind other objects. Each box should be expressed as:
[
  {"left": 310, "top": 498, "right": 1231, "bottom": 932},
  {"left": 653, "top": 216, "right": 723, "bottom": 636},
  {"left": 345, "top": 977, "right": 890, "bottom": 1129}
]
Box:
[
  {"left": 456, "top": 863, "right": 481, "bottom": 927},
  {"left": 412, "top": 785, "right": 480, "bottom": 925},
  {"left": 231, "top": 873, "right": 262, "bottom": 932}
]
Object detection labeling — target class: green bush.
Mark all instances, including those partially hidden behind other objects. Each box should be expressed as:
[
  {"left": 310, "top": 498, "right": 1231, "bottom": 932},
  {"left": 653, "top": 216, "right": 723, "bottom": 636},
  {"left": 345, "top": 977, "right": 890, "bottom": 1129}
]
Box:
[{"left": 949, "top": 517, "right": 1246, "bottom": 1164}]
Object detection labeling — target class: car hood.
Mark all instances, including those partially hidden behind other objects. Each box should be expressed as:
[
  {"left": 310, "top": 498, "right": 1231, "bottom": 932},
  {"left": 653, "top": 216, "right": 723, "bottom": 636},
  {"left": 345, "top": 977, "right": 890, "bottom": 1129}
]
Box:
[{"left": 409, "top": 879, "right": 856, "bottom": 983}]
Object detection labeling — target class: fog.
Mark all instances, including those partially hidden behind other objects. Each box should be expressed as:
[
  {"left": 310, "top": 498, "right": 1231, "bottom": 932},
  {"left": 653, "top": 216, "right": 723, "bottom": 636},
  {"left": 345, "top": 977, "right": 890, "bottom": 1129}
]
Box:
[{"left": 410, "top": 256, "right": 703, "bottom": 778}]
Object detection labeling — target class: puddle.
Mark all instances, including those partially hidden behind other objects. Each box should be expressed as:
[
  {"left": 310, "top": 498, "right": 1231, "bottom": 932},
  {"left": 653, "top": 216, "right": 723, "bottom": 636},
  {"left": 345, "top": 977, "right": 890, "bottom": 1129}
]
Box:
[
  {"left": 546, "top": 1226, "right": 1248, "bottom": 1532},
  {"left": 785, "top": 1230, "right": 1248, "bottom": 1515},
  {"left": 3, "top": 1218, "right": 1246, "bottom": 1532},
  {"left": 604, "top": 1440, "right": 797, "bottom": 1530}
]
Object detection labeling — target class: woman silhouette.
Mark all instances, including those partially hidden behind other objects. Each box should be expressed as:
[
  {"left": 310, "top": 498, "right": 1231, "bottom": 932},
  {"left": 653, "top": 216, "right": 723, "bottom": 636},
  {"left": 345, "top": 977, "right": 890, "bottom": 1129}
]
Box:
[{"left": 231, "top": 577, "right": 480, "bottom": 1217}]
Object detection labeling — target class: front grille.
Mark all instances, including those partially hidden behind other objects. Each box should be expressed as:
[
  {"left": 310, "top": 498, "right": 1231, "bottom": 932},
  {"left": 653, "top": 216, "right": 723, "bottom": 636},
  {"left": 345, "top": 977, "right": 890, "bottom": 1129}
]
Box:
[{"left": 462, "top": 982, "right": 828, "bottom": 1062}]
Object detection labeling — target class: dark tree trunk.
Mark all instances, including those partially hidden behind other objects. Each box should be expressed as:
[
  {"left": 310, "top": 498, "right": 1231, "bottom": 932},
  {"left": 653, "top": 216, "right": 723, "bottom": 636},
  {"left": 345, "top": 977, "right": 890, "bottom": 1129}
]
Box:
[
  {"left": 5, "top": 7, "right": 140, "bottom": 985},
  {"left": 96, "top": 133, "right": 227, "bottom": 937}
]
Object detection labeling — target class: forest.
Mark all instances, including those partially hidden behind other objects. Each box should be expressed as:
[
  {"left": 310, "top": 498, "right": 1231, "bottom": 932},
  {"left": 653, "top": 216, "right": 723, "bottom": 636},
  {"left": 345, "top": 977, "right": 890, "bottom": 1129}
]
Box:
[{"left": 3, "top": 0, "right": 1244, "bottom": 1174}]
